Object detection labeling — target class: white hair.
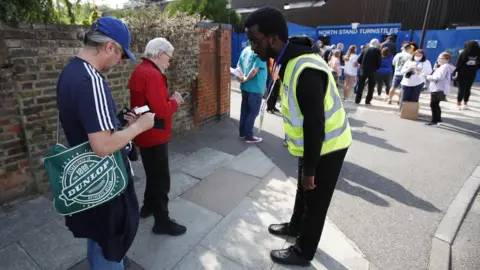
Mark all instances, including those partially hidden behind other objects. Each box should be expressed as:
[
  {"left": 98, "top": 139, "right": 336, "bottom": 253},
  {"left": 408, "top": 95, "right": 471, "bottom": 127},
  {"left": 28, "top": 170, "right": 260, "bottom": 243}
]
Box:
[
  {"left": 143, "top": 38, "right": 174, "bottom": 59},
  {"left": 370, "top": 39, "right": 380, "bottom": 47}
]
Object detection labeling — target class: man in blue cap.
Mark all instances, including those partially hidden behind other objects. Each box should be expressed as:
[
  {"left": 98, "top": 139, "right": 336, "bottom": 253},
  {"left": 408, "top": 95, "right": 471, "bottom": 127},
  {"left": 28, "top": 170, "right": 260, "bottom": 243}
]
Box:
[{"left": 56, "top": 17, "right": 154, "bottom": 269}]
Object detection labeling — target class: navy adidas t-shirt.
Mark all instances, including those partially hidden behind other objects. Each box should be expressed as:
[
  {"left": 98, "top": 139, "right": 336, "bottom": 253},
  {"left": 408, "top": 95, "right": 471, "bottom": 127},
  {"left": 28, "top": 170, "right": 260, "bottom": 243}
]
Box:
[{"left": 56, "top": 57, "right": 139, "bottom": 262}]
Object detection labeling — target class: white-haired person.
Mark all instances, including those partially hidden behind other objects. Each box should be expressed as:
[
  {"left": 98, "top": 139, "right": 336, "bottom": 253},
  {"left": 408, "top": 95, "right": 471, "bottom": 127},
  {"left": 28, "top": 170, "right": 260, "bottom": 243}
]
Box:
[
  {"left": 128, "top": 38, "right": 186, "bottom": 235},
  {"left": 355, "top": 38, "right": 382, "bottom": 105}
]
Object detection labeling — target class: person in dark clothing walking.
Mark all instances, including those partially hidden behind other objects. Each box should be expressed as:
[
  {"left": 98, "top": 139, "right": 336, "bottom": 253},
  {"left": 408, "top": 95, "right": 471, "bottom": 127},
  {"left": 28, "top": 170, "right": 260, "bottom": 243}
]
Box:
[
  {"left": 355, "top": 39, "right": 382, "bottom": 105},
  {"left": 454, "top": 40, "right": 480, "bottom": 110},
  {"left": 381, "top": 36, "right": 397, "bottom": 57},
  {"left": 244, "top": 7, "right": 352, "bottom": 267},
  {"left": 129, "top": 38, "right": 187, "bottom": 236}
]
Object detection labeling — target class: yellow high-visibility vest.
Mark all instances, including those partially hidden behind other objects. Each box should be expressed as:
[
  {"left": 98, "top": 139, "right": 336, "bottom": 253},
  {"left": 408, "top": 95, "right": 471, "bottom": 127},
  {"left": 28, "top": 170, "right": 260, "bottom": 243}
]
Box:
[{"left": 280, "top": 53, "right": 352, "bottom": 157}]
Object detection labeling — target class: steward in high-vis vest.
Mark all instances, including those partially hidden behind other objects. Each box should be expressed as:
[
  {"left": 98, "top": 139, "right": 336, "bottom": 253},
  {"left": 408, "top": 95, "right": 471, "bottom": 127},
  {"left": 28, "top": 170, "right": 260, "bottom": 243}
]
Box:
[{"left": 244, "top": 7, "right": 352, "bottom": 267}]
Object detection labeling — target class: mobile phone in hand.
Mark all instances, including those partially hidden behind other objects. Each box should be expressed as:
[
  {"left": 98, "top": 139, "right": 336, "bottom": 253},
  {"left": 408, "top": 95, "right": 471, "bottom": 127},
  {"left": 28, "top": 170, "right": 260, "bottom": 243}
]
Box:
[
  {"left": 117, "top": 107, "right": 132, "bottom": 127},
  {"left": 181, "top": 92, "right": 190, "bottom": 99}
]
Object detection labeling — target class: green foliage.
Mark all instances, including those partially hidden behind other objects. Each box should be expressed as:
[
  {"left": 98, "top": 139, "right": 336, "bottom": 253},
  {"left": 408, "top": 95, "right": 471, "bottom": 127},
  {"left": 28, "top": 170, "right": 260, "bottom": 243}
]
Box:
[
  {"left": 166, "top": 0, "right": 241, "bottom": 25},
  {"left": 122, "top": 5, "right": 216, "bottom": 84},
  {"left": 0, "top": 0, "right": 98, "bottom": 26}
]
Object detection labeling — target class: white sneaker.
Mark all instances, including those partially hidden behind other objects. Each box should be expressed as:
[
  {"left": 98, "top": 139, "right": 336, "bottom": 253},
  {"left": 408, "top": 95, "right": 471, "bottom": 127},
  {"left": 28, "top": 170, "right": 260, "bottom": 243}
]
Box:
[{"left": 463, "top": 105, "right": 469, "bottom": 110}]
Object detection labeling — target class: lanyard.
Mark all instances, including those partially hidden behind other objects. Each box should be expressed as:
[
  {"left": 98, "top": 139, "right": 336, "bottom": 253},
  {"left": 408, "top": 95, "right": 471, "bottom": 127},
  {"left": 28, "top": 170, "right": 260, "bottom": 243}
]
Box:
[{"left": 266, "top": 42, "right": 289, "bottom": 95}]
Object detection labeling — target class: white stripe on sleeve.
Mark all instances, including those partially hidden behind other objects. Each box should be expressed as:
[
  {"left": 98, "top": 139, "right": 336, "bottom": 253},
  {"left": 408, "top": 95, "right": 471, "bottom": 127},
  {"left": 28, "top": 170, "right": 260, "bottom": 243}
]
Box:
[
  {"left": 87, "top": 65, "right": 114, "bottom": 130},
  {"left": 83, "top": 63, "right": 106, "bottom": 131}
]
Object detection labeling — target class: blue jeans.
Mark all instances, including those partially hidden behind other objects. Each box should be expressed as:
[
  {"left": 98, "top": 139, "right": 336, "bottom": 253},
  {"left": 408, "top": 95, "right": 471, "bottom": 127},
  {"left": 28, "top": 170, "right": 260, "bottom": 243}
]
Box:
[
  {"left": 88, "top": 239, "right": 124, "bottom": 270},
  {"left": 239, "top": 91, "right": 262, "bottom": 139},
  {"left": 402, "top": 83, "right": 424, "bottom": 102}
]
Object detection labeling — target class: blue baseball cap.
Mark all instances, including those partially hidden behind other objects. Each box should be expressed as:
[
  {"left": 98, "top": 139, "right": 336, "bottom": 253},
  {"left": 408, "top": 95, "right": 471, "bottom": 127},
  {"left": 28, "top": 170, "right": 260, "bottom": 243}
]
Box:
[{"left": 92, "top": 16, "right": 136, "bottom": 62}]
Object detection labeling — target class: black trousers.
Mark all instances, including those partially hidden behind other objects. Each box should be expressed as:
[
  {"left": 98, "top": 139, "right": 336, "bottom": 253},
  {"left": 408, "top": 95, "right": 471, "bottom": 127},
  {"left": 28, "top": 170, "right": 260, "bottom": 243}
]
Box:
[
  {"left": 375, "top": 73, "right": 391, "bottom": 96},
  {"left": 139, "top": 143, "right": 170, "bottom": 222},
  {"left": 267, "top": 79, "right": 280, "bottom": 111},
  {"left": 289, "top": 148, "right": 348, "bottom": 260},
  {"left": 355, "top": 71, "right": 376, "bottom": 104},
  {"left": 430, "top": 91, "right": 444, "bottom": 123},
  {"left": 457, "top": 75, "right": 475, "bottom": 103}
]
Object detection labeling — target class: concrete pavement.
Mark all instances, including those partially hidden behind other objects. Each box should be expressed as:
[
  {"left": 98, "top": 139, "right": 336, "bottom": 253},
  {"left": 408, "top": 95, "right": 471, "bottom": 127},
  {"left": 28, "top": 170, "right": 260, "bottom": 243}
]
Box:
[
  {"left": 0, "top": 120, "right": 372, "bottom": 269},
  {"left": 230, "top": 80, "right": 480, "bottom": 269},
  {"left": 452, "top": 192, "right": 480, "bottom": 270}
]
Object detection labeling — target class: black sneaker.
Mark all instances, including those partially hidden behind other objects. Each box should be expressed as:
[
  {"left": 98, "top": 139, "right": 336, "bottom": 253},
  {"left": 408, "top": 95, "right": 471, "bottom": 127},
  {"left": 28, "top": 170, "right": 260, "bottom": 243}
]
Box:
[
  {"left": 139, "top": 207, "right": 153, "bottom": 219},
  {"left": 268, "top": 223, "right": 299, "bottom": 237},
  {"left": 152, "top": 218, "right": 187, "bottom": 236}
]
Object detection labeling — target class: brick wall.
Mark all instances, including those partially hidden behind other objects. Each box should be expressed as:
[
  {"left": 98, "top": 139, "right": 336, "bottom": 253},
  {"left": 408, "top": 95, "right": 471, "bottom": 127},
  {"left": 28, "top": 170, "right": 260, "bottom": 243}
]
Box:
[{"left": 0, "top": 22, "right": 231, "bottom": 203}]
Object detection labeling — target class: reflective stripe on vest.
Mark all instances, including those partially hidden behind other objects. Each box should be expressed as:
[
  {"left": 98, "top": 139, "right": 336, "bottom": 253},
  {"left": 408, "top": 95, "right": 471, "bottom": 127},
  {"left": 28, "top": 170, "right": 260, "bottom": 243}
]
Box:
[
  {"left": 284, "top": 57, "right": 347, "bottom": 140},
  {"left": 281, "top": 54, "right": 352, "bottom": 156}
]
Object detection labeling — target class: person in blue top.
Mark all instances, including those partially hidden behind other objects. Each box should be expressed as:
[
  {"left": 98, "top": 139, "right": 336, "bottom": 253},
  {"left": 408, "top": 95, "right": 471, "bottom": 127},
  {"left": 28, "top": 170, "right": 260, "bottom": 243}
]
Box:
[
  {"left": 375, "top": 47, "right": 394, "bottom": 96},
  {"left": 236, "top": 45, "right": 267, "bottom": 143},
  {"left": 56, "top": 17, "right": 154, "bottom": 269}
]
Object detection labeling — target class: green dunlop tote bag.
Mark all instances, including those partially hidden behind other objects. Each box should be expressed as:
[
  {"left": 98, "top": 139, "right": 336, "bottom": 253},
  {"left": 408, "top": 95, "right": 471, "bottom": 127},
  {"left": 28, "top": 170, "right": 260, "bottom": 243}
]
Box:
[{"left": 43, "top": 116, "right": 128, "bottom": 216}]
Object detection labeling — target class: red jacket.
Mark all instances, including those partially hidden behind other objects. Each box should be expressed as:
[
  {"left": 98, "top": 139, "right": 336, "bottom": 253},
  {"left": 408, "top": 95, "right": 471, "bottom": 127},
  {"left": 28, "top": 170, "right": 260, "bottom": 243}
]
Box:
[{"left": 128, "top": 59, "right": 178, "bottom": 148}]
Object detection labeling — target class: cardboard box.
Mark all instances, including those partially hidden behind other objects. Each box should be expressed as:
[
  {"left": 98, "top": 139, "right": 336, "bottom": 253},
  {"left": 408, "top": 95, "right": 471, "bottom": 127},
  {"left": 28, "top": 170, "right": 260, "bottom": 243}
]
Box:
[{"left": 401, "top": 101, "right": 419, "bottom": 120}]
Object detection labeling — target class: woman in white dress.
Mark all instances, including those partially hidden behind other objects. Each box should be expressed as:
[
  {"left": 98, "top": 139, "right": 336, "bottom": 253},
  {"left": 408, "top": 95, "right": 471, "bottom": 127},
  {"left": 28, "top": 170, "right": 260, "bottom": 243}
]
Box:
[{"left": 343, "top": 45, "right": 358, "bottom": 101}]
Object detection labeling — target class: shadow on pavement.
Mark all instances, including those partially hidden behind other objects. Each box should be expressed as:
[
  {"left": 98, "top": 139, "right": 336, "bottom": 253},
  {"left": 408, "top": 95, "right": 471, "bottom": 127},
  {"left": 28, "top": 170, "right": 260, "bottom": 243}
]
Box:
[
  {"left": 351, "top": 130, "right": 407, "bottom": 153},
  {"left": 229, "top": 116, "right": 436, "bottom": 212},
  {"left": 348, "top": 117, "right": 384, "bottom": 131},
  {"left": 438, "top": 117, "right": 480, "bottom": 140},
  {"left": 338, "top": 162, "right": 441, "bottom": 212}
]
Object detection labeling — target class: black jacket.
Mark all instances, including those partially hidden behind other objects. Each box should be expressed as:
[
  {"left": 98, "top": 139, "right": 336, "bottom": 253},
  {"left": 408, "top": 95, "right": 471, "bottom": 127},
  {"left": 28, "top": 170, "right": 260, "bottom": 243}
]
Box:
[
  {"left": 381, "top": 41, "right": 397, "bottom": 57},
  {"left": 357, "top": 47, "right": 382, "bottom": 73},
  {"left": 278, "top": 37, "right": 328, "bottom": 176},
  {"left": 455, "top": 51, "right": 479, "bottom": 78}
]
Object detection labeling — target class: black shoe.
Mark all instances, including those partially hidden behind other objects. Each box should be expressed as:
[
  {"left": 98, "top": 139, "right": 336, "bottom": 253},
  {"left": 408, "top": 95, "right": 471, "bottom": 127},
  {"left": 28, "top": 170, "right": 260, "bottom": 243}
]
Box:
[
  {"left": 270, "top": 246, "right": 311, "bottom": 266},
  {"left": 139, "top": 207, "right": 153, "bottom": 218},
  {"left": 268, "top": 223, "right": 298, "bottom": 237},
  {"left": 152, "top": 218, "right": 187, "bottom": 236},
  {"left": 426, "top": 122, "right": 438, "bottom": 126},
  {"left": 272, "top": 108, "right": 280, "bottom": 113},
  {"left": 267, "top": 109, "right": 274, "bottom": 114}
]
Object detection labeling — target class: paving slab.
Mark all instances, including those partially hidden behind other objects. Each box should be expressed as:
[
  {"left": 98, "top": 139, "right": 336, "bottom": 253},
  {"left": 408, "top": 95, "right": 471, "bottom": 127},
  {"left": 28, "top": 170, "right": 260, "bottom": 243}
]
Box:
[
  {"left": 168, "top": 171, "right": 200, "bottom": 200},
  {"left": 128, "top": 197, "right": 222, "bottom": 270},
  {"left": 227, "top": 146, "right": 275, "bottom": 178},
  {"left": 181, "top": 168, "right": 261, "bottom": 216},
  {"left": 173, "top": 245, "right": 246, "bottom": 270},
  {"left": 281, "top": 218, "right": 368, "bottom": 270},
  {"left": 254, "top": 168, "right": 368, "bottom": 270},
  {"left": 19, "top": 219, "right": 85, "bottom": 270},
  {"left": 134, "top": 171, "right": 200, "bottom": 208},
  {"left": 452, "top": 193, "right": 480, "bottom": 270},
  {"left": 178, "top": 147, "right": 234, "bottom": 179},
  {"left": 200, "top": 196, "right": 292, "bottom": 269},
  {"left": 130, "top": 160, "right": 146, "bottom": 179},
  {"left": 208, "top": 135, "right": 250, "bottom": 157},
  {"left": 248, "top": 166, "right": 297, "bottom": 206},
  {"left": 0, "top": 196, "right": 58, "bottom": 249},
  {"left": 0, "top": 243, "right": 40, "bottom": 270},
  {"left": 69, "top": 256, "right": 144, "bottom": 270}
]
